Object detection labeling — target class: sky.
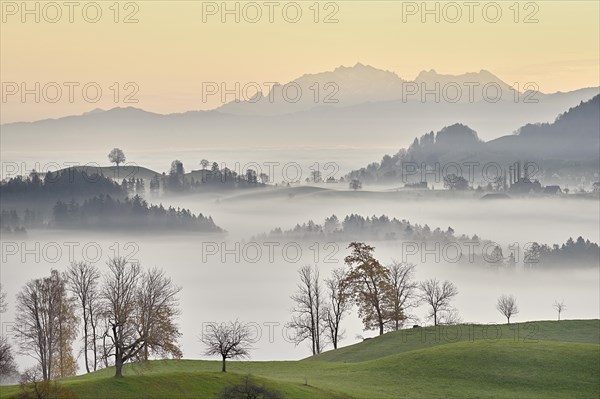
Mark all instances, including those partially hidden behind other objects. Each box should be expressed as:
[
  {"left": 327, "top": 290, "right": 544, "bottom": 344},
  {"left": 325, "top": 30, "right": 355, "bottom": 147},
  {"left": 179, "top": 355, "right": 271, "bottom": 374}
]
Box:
[{"left": 1, "top": 0, "right": 599, "bottom": 123}]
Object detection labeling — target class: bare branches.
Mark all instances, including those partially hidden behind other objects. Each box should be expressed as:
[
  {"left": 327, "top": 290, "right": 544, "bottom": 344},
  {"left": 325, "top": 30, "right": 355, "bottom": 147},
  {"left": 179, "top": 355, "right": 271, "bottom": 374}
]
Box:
[
  {"left": 553, "top": 300, "right": 566, "bottom": 321},
  {"left": 496, "top": 294, "right": 519, "bottom": 324},
  {"left": 65, "top": 262, "right": 101, "bottom": 373},
  {"left": 288, "top": 265, "right": 326, "bottom": 355},
  {"left": 418, "top": 278, "right": 459, "bottom": 326},
  {"left": 0, "top": 284, "right": 6, "bottom": 314},
  {"left": 200, "top": 320, "right": 254, "bottom": 372},
  {"left": 0, "top": 285, "right": 16, "bottom": 377},
  {"left": 323, "top": 268, "right": 351, "bottom": 349},
  {"left": 102, "top": 257, "right": 182, "bottom": 378},
  {"left": 15, "top": 270, "right": 78, "bottom": 381},
  {"left": 385, "top": 261, "right": 418, "bottom": 331}
]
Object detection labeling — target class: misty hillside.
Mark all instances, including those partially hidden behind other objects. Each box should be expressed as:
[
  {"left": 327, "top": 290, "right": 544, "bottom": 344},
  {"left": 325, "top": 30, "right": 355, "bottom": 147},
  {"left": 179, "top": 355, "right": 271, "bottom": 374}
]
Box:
[
  {"left": 2, "top": 65, "right": 598, "bottom": 151},
  {"left": 488, "top": 95, "right": 600, "bottom": 158},
  {"left": 349, "top": 96, "right": 600, "bottom": 183}
]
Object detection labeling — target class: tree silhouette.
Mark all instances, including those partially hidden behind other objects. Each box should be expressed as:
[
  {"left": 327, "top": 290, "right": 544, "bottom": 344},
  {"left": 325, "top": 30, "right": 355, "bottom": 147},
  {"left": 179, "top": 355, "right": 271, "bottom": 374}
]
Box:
[
  {"left": 108, "top": 148, "right": 126, "bottom": 178},
  {"left": 496, "top": 294, "right": 519, "bottom": 324},
  {"left": 418, "top": 278, "right": 459, "bottom": 326},
  {"left": 201, "top": 321, "right": 253, "bottom": 372},
  {"left": 553, "top": 300, "right": 566, "bottom": 321}
]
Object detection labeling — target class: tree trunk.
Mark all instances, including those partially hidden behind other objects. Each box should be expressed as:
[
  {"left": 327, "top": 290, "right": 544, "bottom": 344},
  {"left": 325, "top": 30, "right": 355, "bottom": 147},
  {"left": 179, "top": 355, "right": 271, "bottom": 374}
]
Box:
[
  {"left": 115, "top": 357, "right": 124, "bottom": 378},
  {"left": 221, "top": 356, "right": 226, "bottom": 372},
  {"left": 91, "top": 317, "right": 98, "bottom": 371},
  {"left": 434, "top": 312, "right": 437, "bottom": 326},
  {"left": 83, "top": 305, "right": 90, "bottom": 373},
  {"left": 114, "top": 324, "right": 124, "bottom": 378}
]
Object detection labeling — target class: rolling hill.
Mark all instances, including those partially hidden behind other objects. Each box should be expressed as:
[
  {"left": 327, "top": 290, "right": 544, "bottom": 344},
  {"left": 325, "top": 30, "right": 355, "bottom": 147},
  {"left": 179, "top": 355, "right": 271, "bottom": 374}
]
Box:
[{"left": 1, "top": 320, "right": 597, "bottom": 399}]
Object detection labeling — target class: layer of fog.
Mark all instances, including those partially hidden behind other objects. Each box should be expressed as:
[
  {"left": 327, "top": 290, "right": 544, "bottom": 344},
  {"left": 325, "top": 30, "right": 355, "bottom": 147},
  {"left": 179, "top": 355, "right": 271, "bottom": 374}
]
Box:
[
  {"left": 0, "top": 147, "right": 392, "bottom": 181},
  {"left": 172, "top": 191, "right": 600, "bottom": 244},
  {"left": 1, "top": 193, "right": 598, "bottom": 373}
]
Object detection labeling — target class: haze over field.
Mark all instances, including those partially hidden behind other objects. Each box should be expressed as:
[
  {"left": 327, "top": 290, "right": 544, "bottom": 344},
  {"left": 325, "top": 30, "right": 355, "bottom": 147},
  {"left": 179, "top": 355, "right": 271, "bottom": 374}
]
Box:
[{"left": 1, "top": 1, "right": 599, "bottom": 398}]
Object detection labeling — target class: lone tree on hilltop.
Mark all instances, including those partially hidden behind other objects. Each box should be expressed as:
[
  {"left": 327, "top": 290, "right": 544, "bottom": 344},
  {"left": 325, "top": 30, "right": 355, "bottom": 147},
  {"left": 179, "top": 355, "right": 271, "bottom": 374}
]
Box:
[
  {"left": 496, "top": 294, "right": 519, "bottom": 324},
  {"left": 108, "top": 148, "right": 126, "bottom": 178},
  {"left": 201, "top": 320, "right": 254, "bottom": 372},
  {"left": 418, "top": 278, "right": 459, "bottom": 326}
]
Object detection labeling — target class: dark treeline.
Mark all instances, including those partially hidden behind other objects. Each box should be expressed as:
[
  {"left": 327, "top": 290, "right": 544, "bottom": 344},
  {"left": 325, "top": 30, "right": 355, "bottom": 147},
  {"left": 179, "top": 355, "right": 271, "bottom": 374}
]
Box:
[
  {"left": 51, "top": 194, "right": 222, "bottom": 232},
  {"left": 347, "top": 97, "right": 600, "bottom": 187},
  {"left": 0, "top": 169, "right": 124, "bottom": 199},
  {"left": 258, "top": 214, "right": 494, "bottom": 266},
  {"left": 1, "top": 195, "right": 222, "bottom": 233},
  {"left": 259, "top": 214, "right": 599, "bottom": 269},
  {"left": 260, "top": 214, "right": 482, "bottom": 244},
  {"left": 0, "top": 209, "right": 43, "bottom": 234},
  {"left": 527, "top": 237, "right": 599, "bottom": 268},
  {"left": 149, "top": 160, "right": 267, "bottom": 195}
]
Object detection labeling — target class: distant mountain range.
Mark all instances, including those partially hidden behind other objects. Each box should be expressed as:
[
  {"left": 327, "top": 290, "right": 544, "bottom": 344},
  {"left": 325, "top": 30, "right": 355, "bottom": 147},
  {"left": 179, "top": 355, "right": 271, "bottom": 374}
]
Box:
[
  {"left": 218, "top": 64, "right": 552, "bottom": 115},
  {"left": 2, "top": 64, "right": 598, "bottom": 151}
]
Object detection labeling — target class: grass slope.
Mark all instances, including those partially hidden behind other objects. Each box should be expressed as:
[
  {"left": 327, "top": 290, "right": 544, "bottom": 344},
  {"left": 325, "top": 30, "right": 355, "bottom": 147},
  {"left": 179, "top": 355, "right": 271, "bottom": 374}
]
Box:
[
  {"left": 68, "top": 166, "right": 160, "bottom": 181},
  {"left": 1, "top": 320, "right": 598, "bottom": 399},
  {"left": 308, "top": 319, "right": 600, "bottom": 362}
]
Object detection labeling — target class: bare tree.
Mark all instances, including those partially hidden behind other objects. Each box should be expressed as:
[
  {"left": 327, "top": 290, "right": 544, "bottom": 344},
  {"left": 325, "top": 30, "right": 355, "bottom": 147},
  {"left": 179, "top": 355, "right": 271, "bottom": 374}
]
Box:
[
  {"left": 385, "top": 261, "right": 418, "bottom": 331},
  {"left": 287, "top": 265, "right": 326, "bottom": 355},
  {"left": 65, "top": 262, "right": 101, "bottom": 373},
  {"left": 102, "top": 257, "right": 182, "bottom": 378},
  {"left": 137, "top": 267, "right": 183, "bottom": 361},
  {"left": 553, "top": 300, "right": 566, "bottom": 321},
  {"left": 438, "top": 309, "right": 463, "bottom": 325},
  {"left": 201, "top": 320, "right": 254, "bottom": 372},
  {"left": 0, "top": 284, "right": 16, "bottom": 377},
  {"left": 200, "top": 159, "right": 209, "bottom": 170},
  {"left": 418, "top": 278, "right": 459, "bottom": 326},
  {"left": 0, "top": 336, "right": 15, "bottom": 377},
  {"left": 496, "top": 294, "right": 519, "bottom": 324},
  {"left": 15, "top": 270, "right": 78, "bottom": 381},
  {"left": 323, "top": 268, "right": 351, "bottom": 349},
  {"left": 0, "top": 284, "right": 6, "bottom": 313}
]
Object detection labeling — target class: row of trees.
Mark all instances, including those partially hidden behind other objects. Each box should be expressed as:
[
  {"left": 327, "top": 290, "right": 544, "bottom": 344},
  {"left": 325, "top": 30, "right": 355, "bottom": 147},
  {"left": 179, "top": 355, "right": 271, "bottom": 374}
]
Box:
[
  {"left": 524, "top": 237, "right": 599, "bottom": 268},
  {"left": 7, "top": 258, "right": 182, "bottom": 380},
  {"left": 1, "top": 243, "right": 574, "bottom": 382},
  {"left": 0, "top": 169, "right": 123, "bottom": 200},
  {"left": 52, "top": 194, "right": 222, "bottom": 232},
  {"left": 149, "top": 160, "right": 268, "bottom": 194},
  {"left": 495, "top": 295, "right": 566, "bottom": 323},
  {"left": 287, "top": 243, "right": 572, "bottom": 356},
  {"left": 264, "top": 214, "right": 479, "bottom": 244},
  {"left": 287, "top": 242, "right": 459, "bottom": 355}
]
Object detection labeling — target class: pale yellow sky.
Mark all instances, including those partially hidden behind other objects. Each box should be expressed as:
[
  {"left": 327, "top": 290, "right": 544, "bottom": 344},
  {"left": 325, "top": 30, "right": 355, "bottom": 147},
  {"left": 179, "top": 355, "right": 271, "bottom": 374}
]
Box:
[{"left": 1, "top": 0, "right": 598, "bottom": 122}]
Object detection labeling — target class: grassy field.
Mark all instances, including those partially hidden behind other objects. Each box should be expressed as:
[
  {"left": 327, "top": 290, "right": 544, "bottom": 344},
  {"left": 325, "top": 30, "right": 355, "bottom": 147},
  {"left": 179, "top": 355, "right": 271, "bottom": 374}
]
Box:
[{"left": 1, "top": 320, "right": 598, "bottom": 399}]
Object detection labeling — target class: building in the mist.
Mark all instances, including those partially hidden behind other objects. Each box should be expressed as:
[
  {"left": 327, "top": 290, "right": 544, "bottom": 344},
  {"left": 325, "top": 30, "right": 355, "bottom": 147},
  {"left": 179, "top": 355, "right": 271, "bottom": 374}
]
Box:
[
  {"left": 507, "top": 161, "right": 543, "bottom": 194},
  {"left": 543, "top": 185, "right": 562, "bottom": 195},
  {"left": 404, "top": 181, "right": 428, "bottom": 189}
]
